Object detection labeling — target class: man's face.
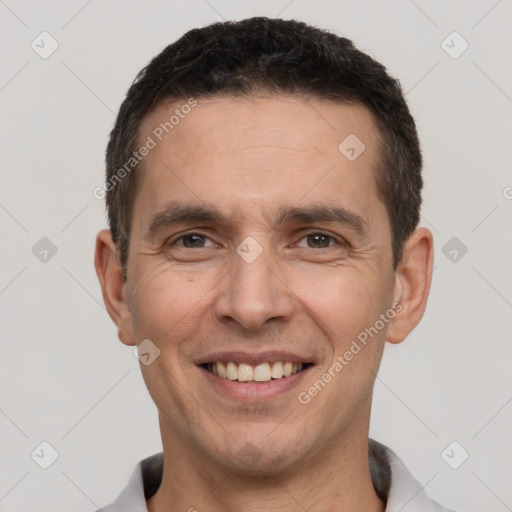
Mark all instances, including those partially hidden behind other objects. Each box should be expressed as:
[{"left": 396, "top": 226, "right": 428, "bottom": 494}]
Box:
[{"left": 123, "top": 95, "right": 399, "bottom": 473}]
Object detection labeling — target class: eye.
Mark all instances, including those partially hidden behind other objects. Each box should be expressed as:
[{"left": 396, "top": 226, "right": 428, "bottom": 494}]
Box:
[
  {"left": 169, "top": 232, "right": 217, "bottom": 248},
  {"left": 296, "top": 232, "right": 340, "bottom": 249},
  {"left": 167, "top": 231, "right": 343, "bottom": 251}
]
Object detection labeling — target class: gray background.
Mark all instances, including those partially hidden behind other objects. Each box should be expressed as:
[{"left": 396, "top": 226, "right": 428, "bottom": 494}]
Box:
[{"left": 1, "top": 1, "right": 511, "bottom": 511}]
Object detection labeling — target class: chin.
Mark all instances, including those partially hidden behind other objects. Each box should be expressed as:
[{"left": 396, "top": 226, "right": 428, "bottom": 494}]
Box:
[{"left": 208, "top": 435, "right": 306, "bottom": 477}]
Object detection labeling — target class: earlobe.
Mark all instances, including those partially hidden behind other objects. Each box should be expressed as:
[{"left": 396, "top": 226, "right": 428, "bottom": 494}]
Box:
[
  {"left": 94, "top": 229, "right": 136, "bottom": 346},
  {"left": 386, "top": 228, "right": 434, "bottom": 344}
]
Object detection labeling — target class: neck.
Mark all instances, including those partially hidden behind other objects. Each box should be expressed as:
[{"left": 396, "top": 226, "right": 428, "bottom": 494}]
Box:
[{"left": 147, "top": 413, "right": 385, "bottom": 512}]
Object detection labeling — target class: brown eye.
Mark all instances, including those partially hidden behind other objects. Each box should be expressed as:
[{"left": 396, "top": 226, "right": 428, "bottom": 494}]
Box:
[
  {"left": 181, "top": 234, "right": 206, "bottom": 248},
  {"left": 306, "top": 233, "right": 332, "bottom": 248},
  {"left": 169, "top": 232, "right": 217, "bottom": 249},
  {"left": 296, "top": 232, "right": 338, "bottom": 249}
]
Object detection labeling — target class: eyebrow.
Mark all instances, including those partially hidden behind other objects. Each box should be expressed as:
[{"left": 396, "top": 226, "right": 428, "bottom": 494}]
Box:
[{"left": 144, "top": 201, "right": 367, "bottom": 240}]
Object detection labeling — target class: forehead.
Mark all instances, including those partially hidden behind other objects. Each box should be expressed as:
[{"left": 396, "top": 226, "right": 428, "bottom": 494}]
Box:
[
  {"left": 140, "top": 95, "right": 379, "bottom": 161},
  {"left": 134, "top": 95, "right": 384, "bottom": 227}
]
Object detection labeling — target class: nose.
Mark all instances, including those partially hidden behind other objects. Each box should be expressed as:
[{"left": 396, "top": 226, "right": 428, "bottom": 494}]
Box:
[{"left": 213, "top": 242, "right": 295, "bottom": 331}]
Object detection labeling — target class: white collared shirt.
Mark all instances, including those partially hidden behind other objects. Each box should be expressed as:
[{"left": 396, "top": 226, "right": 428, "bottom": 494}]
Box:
[{"left": 97, "top": 439, "right": 457, "bottom": 512}]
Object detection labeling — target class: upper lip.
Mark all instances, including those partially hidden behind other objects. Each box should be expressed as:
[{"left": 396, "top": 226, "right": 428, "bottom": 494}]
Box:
[{"left": 194, "top": 350, "right": 314, "bottom": 366}]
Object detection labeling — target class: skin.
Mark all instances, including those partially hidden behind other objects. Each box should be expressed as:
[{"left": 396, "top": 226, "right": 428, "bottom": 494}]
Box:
[{"left": 95, "top": 95, "right": 433, "bottom": 512}]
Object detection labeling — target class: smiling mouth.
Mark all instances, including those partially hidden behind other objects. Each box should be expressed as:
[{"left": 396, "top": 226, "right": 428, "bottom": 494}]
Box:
[{"left": 202, "top": 361, "right": 312, "bottom": 383}]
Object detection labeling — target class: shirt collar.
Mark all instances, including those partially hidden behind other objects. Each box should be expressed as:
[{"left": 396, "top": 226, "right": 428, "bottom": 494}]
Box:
[{"left": 99, "top": 439, "right": 453, "bottom": 512}]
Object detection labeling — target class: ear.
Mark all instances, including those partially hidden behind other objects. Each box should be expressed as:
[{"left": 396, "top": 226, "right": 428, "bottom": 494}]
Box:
[
  {"left": 94, "top": 229, "right": 135, "bottom": 346},
  {"left": 386, "top": 227, "right": 434, "bottom": 344}
]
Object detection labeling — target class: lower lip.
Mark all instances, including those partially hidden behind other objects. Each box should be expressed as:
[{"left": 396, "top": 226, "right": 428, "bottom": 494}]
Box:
[{"left": 199, "top": 365, "right": 311, "bottom": 402}]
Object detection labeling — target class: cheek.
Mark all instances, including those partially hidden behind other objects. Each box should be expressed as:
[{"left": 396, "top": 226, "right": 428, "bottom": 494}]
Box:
[
  {"left": 129, "top": 264, "right": 215, "bottom": 342},
  {"left": 289, "top": 266, "right": 385, "bottom": 347},
  {"left": 128, "top": 266, "right": 216, "bottom": 418}
]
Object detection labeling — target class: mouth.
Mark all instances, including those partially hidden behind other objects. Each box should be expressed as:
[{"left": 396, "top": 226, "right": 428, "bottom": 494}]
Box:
[
  {"left": 195, "top": 351, "right": 315, "bottom": 401},
  {"left": 201, "top": 361, "right": 312, "bottom": 383}
]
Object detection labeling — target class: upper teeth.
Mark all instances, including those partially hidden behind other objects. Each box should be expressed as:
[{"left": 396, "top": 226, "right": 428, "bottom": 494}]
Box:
[{"left": 208, "top": 361, "right": 304, "bottom": 382}]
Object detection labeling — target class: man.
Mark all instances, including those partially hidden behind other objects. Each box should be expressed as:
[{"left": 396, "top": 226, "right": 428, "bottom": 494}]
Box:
[{"left": 94, "top": 16, "right": 454, "bottom": 512}]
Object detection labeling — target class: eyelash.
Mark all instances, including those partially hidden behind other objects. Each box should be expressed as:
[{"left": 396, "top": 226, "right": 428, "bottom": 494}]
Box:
[{"left": 167, "top": 231, "right": 345, "bottom": 249}]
